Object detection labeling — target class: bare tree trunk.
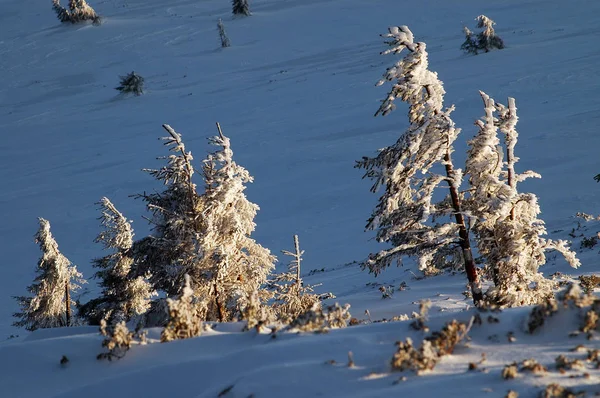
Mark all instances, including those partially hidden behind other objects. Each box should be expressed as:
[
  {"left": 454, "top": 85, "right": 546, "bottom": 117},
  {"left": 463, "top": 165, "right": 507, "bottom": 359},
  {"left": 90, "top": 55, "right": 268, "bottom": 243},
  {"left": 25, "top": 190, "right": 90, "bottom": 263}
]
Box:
[
  {"left": 444, "top": 151, "right": 483, "bottom": 306},
  {"left": 505, "top": 97, "right": 517, "bottom": 222},
  {"left": 293, "top": 234, "right": 301, "bottom": 287},
  {"left": 65, "top": 281, "right": 71, "bottom": 327}
]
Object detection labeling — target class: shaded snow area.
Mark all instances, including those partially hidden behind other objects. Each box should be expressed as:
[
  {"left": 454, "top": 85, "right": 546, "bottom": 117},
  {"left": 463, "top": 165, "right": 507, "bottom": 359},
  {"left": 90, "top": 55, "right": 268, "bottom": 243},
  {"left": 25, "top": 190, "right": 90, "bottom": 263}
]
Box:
[{"left": 1, "top": 0, "right": 600, "bottom": 396}]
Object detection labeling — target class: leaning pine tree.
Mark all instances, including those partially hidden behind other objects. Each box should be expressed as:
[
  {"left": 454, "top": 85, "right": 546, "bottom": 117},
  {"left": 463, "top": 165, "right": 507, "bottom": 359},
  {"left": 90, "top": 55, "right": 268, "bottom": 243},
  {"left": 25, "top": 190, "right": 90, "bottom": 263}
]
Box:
[
  {"left": 80, "top": 198, "right": 156, "bottom": 324},
  {"left": 194, "top": 123, "right": 276, "bottom": 321},
  {"left": 13, "top": 218, "right": 85, "bottom": 331},
  {"left": 466, "top": 92, "right": 579, "bottom": 306},
  {"left": 356, "top": 26, "right": 483, "bottom": 304}
]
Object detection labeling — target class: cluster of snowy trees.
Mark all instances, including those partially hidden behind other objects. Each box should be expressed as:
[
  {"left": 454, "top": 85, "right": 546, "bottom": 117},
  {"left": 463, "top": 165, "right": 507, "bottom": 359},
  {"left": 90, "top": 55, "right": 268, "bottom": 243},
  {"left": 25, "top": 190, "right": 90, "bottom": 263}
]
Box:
[
  {"left": 357, "top": 26, "right": 579, "bottom": 307},
  {"left": 14, "top": 124, "right": 328, "bottom": 334}
]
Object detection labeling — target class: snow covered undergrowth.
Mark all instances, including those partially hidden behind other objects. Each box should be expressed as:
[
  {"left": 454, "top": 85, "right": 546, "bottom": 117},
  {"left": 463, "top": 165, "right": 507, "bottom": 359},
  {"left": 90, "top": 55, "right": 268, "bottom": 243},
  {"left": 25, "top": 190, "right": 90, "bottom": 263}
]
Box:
[{"left": 2, "top": 0, "right": 600, "bottom": 395}]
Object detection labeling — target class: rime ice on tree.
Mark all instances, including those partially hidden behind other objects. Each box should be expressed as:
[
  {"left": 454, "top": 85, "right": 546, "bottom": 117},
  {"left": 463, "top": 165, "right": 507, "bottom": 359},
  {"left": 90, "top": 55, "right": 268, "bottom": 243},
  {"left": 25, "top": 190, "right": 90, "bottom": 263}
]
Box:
[
  {"left": 13, "top": 218, "right": 85, "bottom": 331},
  {"left": 52, "top": 0, "right": 99, "bottom": 24},
  {"left": 356, "top": 26, "right": 482, "bottom": 304},
  {"left": 466, "top": 92, "right": 579, "bottom": 306},
  {"left": 80, "top": 198, "right": 156, "bottom": 324},
  {"left": 461, "top": 15, "right": 504, "bottom": 55},
  {"left": 232, "top": 0, "right": 251, "bottom": 16}
]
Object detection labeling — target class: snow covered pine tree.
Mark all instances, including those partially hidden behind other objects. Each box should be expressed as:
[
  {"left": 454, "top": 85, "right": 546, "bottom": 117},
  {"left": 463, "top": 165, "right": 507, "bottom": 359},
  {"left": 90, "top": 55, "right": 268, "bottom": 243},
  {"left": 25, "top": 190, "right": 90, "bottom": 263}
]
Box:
[
  {"left": 232, "top": 0, "right": 251, "bottom": 16},
  {"left": 356, "top": 26, "right": 483, "bottom": 304},
  {"left": 13, "top": 218, "right": 85, "bottom": 331},
  {"left": 52, "top": 0, "right": 99, "bottom": 24},
  {"left": 79, "top": 197, "right": 155, "bottom": 325},
  {"left": 466, "top": 92, "right": 579, "bottom": 306},
  {"left": 461, "top": 15, "right": 504, "bottom": 55}
]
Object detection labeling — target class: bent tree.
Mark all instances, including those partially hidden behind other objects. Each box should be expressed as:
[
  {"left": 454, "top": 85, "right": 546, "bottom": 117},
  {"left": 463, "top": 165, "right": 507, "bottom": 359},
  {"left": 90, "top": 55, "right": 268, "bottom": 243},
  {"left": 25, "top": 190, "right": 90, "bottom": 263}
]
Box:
[{"left": 356, "top": 26, "right": 483, "bottom": 305}]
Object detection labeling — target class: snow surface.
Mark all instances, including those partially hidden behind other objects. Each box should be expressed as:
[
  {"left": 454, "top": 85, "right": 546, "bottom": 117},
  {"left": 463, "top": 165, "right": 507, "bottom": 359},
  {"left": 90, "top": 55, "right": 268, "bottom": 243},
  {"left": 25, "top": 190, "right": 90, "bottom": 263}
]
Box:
[{"left": 1, "top": 0, "right": 600, "bottom": 396}]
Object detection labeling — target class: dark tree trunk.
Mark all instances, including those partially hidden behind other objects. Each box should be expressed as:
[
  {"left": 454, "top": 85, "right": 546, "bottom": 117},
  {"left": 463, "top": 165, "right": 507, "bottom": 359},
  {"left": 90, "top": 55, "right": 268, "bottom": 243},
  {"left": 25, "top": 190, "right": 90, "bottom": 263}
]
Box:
[{"left": 65, "top": 281, "right": 71, "bottom": 327}]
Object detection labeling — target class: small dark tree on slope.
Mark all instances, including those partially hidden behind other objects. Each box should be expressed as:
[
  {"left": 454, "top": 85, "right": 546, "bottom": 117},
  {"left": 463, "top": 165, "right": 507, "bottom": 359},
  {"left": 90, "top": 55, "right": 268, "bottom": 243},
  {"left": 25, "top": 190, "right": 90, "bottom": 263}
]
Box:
[
  {"left": 232, "top": 0, "right": 251, "bottom": 16},
  {"left": 80, "top": 198, "right": 156, "bottom": 325},
  {"left": 217, "top": 18, "right": 231, "bottom": 48},
  {"left": 356, "top": 26, "right": 483, "bottom": 305},
  {"left": 52, "top": 0, "right": 99, "bottom": 24},
  {"left": 13, "top": 218, "right": 85, "bottom": 331},
  {"left": 461, "top": 15, "right": 504, "bottom": 55},
  {"left": 115, "top": 72, "right": 144, "bottom": 96}
]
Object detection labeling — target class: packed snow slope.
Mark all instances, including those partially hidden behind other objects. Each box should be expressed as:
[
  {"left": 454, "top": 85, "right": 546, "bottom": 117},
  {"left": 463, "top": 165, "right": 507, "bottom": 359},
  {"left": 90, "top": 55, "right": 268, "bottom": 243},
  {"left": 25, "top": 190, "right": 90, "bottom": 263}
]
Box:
[{"left": 1, "top": 0, "right": 600, "bottom": 395}]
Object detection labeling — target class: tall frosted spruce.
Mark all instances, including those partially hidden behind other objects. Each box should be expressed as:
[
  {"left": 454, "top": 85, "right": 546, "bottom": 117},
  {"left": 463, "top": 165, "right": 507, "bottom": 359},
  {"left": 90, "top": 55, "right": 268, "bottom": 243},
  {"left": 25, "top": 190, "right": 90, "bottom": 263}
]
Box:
[
  {"left": 13, "top": 218, "right": 85, "bottom": 330},
  {"left": 466, "top": 92, "right": 579, "bottom": 306},
  {"left": 80, "top": 198, "right": 156, "bottom": 324},
  {"left": 356, "top": 26, "right": 483, "bottom": 304}
]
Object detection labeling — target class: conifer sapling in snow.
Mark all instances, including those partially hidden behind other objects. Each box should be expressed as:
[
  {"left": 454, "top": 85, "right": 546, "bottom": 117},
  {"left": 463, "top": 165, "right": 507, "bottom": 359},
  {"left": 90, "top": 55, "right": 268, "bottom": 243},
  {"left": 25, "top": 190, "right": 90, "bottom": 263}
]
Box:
[
  {"left": 232, "top": 0, "right": 251, "bottom": 16},
  {"left": 52, "top": 0, "right": 99, "bottom": 24},
  {"left": 80, "top": 197, "right": 155, "bottom": 324},
  {"left": 161, "top": 275, "right": 203, "bottom": 342},
  {"left": 356, "top": 26, "right": 483, "bottom": 304},
  {"left": 461, "top": 15, "right": 504, "bottom": 55},
  {"left": 217, "top": 18, "right": 231, "bottom": 48},
  {"left": 194, "top": 123, "right": 276, "bottom": 321},
  {"left": 135, "top": 124, "right": 203, "bottom": 298},
  {"left": 271, "top": 235, "right": 321, "bottom": 323},
  {"left": 466, "top": 92, "right": 579, "bottom": 306},
  {"left": 115, "top": 71, "right": 144, "bottom": 96},
  {"left": 13, "top": 218, "right": 86, "bottom": 331}
]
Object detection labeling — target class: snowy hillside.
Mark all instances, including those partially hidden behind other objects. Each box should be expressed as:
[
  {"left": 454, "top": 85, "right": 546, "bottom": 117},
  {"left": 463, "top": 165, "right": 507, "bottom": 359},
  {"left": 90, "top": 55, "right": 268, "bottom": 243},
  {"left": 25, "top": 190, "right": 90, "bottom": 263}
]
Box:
[{"left": 1, "top": 0, "right": 600, "bottom": 396}]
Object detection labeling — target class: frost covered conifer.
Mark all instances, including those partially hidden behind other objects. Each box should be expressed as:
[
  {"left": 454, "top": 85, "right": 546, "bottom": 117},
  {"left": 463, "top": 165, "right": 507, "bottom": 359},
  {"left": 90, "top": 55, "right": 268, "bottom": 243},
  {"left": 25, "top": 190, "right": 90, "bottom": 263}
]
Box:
[
  {"left": 52, "top": 0, "right": 99, "bottom": 24},
  {"left": 13, "top": 218, "right": 85, "bottom": 331},
  {"left": 217, "top": 18, "right": 231, "bottom": 48},
  {"left": 161, "top": 275, "right": 203, "bottom": 342},
  {"left": 136, "top": 125, "right": 203, "bottom": 298},
  {"left": 271, "top": 235, "right": 321, "bottom": 322},
  {"left": 115, "top": 71, "right": 144, "bottom": 96},
  {"left": 232, "top": 0, "right": 251, "bottom": 16},
  {"left": 461, "top": 15, "right": 504, "bottom": 55},
  {"left": 466, "top": 92, "right": 579, "bottom": 306},
  {"left": 80, "top": 198, "right": 155, "bottom": 324},
  {"left": 356, "top": 26, "right": 483, "bottom": 304},
  {"left": 194, "top": 123, "right": 276, "bottom": 321}
]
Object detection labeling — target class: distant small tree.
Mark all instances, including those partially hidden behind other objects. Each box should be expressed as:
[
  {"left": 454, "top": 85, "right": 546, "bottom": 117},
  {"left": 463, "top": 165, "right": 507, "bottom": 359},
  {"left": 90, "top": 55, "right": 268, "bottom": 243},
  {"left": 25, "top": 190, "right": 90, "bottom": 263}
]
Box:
[
  {"left": 217, "top": 18, "right": 231, "bottom": 48},
  {"left": 80, "top": 198, "right": 156, "bottom": 325},
  {"left": 466, "top": 92, "right": 580, "bottom": 306},
  {"left": 115, "top": 72, "right": 144, "bottom": 96},
  {"left": 13, "top": 218, "right": 86, "bottom": 331},
  {"left": 271, "top": 235, "right": 321, "bottom": 323},
  {"left": 461, "top": 15, "right": 504, "bottom": 55},
  {"left": 232, "top": 0, "right": 251, "bottom": 16},
  {"left": 52, "top": 0, "right": 99, "bottom": 24},
  {"left": 356, "top": 26, "right": 483, "bottom": 304}
]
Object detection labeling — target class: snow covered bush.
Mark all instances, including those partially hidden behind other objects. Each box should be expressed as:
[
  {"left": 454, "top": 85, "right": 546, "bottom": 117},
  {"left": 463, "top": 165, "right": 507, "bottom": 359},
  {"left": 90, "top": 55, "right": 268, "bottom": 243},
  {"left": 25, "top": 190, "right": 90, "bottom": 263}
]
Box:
[
  {"left": 466, "top": 92, "right": 579, "bottom": 307},
  {"left": 287, "top": 302, "right": 351, "bottom": 332},
  {"left": 271, "top": 235, "right": 321, "bottom": 323},
  {"left": 217, "top": 18, "right": 231, "bottom": 48},
  {"left": 97, "top": 319, "right": 133, "bottom": 360},
  {"left": 161, "top": 275, "right": 203, "bottom": 342},
  {"left": 356, "top": 25, "right": 482, "bottom": 304},
  {"left": 461, "top": 15, "right": 504, "bottom": 55},
  {"left": 52, "top": 0, "right": 99, "bottom": 24},
  {"left": 232, "top": 0, "right": 251, "bottom": 16},
  {"left": 115, "top": 71, "right": 144, "bottom": 96},
  {"left": 79, "top": 198, "right": 155, "bottom": 325},
  {"left": 13, "top": 218, "right": 86, "bottom": 331}
]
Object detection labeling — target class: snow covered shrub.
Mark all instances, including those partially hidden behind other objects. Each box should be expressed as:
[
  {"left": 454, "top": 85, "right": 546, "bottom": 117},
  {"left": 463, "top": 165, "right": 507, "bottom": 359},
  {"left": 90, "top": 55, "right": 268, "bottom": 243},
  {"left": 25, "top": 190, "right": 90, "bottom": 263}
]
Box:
[
  {"left": 287, "top": 303, "right": 351, "bottom": 332},
  {"left": 13, "top": 218, "right": 86, "bottom": 331},
  {"left": 217, "top": 18, "right": 231, "bottom": 48},
  {"left": 97, "top": 319, "right": 133, "bottom": 360},
  {"left": 466, "top": 92, "right": 579, "bottom": 307},
  {"left": 115, "top": 71, "right": 144, "bottom": 96},
  {"left": 79, "top": 198, "right": 155, "bottom": 325},
  {"left": 52, "top": 0, "right": 99, "bottom": 24},
  {"left": 461, "top": 15, "right": 504, "bottom": 55},
  {"left": 242, "top": 290, "right": 273, "bottom": 331},
  {"left": 161, "top": 275, "right": 203, "bottom": 342},
  {"left": 232, "top": 0, "right": 251, "bottom": 16},
  {"left": 356, "top": 25, "right": 482, "bottom": 304},
  {"left": 271, "top": 235, "right": 321, "bottom": 323}
]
